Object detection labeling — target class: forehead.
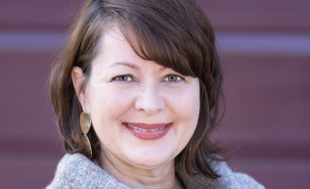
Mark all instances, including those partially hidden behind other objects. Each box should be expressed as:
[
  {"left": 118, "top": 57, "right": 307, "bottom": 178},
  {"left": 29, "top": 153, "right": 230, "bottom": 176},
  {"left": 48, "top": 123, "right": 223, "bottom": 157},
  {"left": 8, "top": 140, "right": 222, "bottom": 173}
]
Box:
[
  {"left": 99, "top": 26, "right": 127, "bottom": 49},
  {"left": 94, "top": 26, "right": 139, "bottom": 63}
]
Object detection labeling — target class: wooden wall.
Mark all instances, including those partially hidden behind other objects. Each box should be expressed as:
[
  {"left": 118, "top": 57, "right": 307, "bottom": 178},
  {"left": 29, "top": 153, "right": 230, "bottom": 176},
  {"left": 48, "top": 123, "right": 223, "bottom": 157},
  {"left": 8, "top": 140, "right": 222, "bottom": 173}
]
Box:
[
  {"left": 1, "top": 0, "right": 309, "bottom": 188},
  {"left": 201, "top": 1, "right": 310, "bottom": 188}
]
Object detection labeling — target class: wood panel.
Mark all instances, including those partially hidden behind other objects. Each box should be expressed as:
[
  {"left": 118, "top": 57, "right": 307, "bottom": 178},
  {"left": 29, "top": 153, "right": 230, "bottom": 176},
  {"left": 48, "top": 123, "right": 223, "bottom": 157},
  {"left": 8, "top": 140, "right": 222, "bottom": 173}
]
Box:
[
  {"left": 198, "top": 0, "right": 310, "bottom": 33},
  {"left": 0, "top": 0, "right": 309, "bottom": 188},
  {"left": 0, "top": 0, "right": 84, "bottom": 31}
]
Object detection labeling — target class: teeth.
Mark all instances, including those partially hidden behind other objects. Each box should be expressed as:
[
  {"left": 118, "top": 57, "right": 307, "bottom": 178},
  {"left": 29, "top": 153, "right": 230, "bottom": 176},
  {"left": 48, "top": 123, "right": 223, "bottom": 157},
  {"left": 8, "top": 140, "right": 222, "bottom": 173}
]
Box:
[{"left": 128, "top": 124, "right": 167, "bottom": 131}]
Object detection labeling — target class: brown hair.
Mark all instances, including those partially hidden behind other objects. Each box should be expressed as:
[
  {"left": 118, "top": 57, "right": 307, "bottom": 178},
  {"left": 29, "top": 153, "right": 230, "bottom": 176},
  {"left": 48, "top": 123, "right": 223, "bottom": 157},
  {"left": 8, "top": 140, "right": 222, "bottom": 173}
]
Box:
[{"left": 50, "top": 0, "right": 225, "bottom": 185}]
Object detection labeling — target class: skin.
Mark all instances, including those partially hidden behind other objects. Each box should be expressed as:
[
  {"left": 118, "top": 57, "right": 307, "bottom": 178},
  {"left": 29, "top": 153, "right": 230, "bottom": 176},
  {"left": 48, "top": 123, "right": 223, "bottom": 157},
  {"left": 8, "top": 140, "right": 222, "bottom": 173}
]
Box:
[{"left": 72, "top": 26, "right": 200, "bottom": 188}]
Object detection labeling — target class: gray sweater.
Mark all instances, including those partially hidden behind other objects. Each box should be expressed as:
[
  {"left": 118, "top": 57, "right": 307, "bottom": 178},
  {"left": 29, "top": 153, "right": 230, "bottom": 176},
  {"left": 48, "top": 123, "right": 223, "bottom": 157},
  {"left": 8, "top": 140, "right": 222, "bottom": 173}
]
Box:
[{"left": 46, "top": 153, "right": 264, "bottom": 189}]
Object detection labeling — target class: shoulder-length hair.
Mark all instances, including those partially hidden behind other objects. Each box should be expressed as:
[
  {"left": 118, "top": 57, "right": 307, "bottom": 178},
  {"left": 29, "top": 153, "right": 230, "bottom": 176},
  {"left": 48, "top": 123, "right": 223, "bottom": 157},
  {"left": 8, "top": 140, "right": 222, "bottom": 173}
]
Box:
[{"left": 50, "top": 0, "right": 225, "bottom": 184}]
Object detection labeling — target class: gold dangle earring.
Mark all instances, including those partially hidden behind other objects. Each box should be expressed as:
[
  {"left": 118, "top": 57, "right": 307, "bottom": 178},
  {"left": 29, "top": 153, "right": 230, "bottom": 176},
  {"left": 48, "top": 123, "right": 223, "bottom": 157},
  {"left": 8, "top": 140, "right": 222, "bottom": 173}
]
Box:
[{"left": 80, "top": 112, "right": 92, "bottom": 158}]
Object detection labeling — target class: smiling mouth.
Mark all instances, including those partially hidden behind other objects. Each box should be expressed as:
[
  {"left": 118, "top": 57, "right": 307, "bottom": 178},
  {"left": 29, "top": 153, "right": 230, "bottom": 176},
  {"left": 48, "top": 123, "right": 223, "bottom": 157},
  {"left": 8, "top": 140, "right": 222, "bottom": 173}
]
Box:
[
  {"left": 123, "top": 122, "right": 172, "bottom": 140},
  {"left": 127, "top": 123, "right": 169, "bottom": 132}
]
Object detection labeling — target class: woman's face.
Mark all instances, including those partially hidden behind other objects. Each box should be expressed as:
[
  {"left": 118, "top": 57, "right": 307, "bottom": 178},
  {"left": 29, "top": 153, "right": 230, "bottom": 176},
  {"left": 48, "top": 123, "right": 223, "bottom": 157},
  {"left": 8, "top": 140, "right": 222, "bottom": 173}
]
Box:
[{"left": 78, "top": 27, "right": 200, "bottom": 168}]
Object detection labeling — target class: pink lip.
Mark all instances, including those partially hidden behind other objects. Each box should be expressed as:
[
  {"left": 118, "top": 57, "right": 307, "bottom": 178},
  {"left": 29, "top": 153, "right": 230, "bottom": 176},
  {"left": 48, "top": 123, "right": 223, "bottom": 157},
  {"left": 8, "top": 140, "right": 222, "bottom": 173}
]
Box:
[{"left": 123, "top": 122, "right": 172, "bottom": 140}]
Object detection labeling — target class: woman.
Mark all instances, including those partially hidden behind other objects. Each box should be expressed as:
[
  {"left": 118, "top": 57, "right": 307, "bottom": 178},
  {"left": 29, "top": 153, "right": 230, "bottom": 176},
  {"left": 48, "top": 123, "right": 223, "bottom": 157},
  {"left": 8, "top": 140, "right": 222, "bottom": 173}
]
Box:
[{"left": 47, "top": 0, "right": 264, "bottom": 188}]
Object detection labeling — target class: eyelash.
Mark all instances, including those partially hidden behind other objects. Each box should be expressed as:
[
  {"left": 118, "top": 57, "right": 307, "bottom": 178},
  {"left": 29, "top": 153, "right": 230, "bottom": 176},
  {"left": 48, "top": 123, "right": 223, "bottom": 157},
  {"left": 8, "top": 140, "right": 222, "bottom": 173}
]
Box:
[
  {"left": 112, "top": 74, "right": 134, "bottom": 82},
  {"left": 111, "top": 73, "right": 184, "bottom": 83},
  {"left": 164, "top": 73, "right": 184, "bottom": 83}
]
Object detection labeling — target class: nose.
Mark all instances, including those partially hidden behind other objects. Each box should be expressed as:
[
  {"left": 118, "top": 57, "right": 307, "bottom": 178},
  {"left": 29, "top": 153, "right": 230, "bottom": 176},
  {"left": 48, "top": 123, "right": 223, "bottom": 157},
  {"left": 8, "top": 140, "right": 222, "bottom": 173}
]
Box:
[{"left": 134, "top": 83, "right": 165, "bottom": 114}]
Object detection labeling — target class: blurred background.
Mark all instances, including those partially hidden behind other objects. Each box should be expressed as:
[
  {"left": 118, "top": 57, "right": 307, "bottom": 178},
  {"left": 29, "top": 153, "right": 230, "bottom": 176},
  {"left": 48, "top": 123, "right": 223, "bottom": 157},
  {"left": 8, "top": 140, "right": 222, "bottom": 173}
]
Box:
[{"left": 0, "top": 0, "right": 309, "bottom": 188}]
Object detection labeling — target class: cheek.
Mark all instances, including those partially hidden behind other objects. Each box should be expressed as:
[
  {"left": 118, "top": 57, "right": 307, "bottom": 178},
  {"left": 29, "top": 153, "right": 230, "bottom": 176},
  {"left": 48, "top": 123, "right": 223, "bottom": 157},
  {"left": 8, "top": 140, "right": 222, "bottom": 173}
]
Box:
[
  {"left": 177, "top": 97, "right": 200, "bottom": 132},
  {"left": 166, "top": 87, "right": 200, "bottom": 151},
  {"left": 166, "top": 86, "right": 200, "bottom": 122},
  {"left": 87, "top": 86, "right": 136, "bottom": 148},
  {"left": 88, "top": 85, "right": 133, "bottom": 127}
]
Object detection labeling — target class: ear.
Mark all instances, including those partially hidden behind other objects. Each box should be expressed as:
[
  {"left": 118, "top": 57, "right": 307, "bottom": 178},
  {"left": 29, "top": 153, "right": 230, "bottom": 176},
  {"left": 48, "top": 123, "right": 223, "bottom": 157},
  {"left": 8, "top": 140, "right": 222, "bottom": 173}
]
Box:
[{"left": 71, "top": 66, "right": 89, "bottom": 112}]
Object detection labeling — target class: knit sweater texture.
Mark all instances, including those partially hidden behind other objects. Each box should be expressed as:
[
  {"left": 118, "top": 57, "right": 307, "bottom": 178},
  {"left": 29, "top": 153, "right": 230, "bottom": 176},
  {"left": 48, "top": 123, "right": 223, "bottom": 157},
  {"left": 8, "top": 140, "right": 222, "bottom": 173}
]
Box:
[{"left": 46, "top": 153, "right": 264, "bottom": 189}]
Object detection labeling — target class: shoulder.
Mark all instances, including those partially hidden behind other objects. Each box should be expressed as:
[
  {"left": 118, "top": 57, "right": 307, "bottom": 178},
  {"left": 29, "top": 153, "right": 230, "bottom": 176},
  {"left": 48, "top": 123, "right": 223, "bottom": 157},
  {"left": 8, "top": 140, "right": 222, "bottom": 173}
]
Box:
[
  {"left": 211, "top": 161, "right": 265, "bottom": 189},
  {"left": 46, "top": 153, "right": 130, "bottom": 189},
  {"left": 177, "top": 160, "right": 265, "bottom": 189}
]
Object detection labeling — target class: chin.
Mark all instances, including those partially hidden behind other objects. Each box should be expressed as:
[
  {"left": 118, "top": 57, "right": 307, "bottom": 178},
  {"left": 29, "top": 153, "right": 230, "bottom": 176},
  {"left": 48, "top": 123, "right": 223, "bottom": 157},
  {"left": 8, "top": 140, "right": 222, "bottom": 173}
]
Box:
[{"left": 125, "top": 146, "right": 175, "bottom": 168}]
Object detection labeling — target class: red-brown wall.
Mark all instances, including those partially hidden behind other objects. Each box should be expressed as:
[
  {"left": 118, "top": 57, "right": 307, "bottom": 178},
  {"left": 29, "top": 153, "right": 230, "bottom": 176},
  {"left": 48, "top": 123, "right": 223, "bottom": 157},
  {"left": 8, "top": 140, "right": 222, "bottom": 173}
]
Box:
[{"left": 1, "top": 0, "right": 309, "bottom": 188}]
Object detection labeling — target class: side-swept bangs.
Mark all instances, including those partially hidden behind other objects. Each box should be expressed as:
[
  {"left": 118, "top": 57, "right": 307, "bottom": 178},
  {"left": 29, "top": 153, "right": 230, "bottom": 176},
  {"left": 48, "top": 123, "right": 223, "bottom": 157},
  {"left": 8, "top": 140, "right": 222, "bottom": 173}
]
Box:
[{"left": 111, "top": 0, "right": 212, "bottom": 78}]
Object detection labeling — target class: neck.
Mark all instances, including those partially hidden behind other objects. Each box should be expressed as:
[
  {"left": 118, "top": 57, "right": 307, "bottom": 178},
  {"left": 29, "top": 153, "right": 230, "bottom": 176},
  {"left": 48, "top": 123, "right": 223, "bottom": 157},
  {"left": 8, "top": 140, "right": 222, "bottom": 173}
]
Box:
[{"left": 97, "top": 150, "right": 184, "bottom": 189}]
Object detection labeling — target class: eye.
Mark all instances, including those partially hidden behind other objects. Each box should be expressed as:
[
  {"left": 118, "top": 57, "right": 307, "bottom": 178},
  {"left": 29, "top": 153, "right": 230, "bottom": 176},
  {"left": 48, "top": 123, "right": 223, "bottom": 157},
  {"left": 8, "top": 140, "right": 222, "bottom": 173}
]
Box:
[
  {"left": 112, "top": 74, "right": 133, "bottom": 82},
  {"left": 164, "top": 74, "right": 183, "bottom": 82}
]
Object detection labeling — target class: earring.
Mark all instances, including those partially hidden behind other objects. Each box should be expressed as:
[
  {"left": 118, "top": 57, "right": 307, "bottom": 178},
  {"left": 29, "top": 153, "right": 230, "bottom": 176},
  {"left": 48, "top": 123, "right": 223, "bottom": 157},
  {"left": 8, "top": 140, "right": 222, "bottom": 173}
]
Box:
[{"left": 80, "top": 112, "right": 92, "bottom": 158}]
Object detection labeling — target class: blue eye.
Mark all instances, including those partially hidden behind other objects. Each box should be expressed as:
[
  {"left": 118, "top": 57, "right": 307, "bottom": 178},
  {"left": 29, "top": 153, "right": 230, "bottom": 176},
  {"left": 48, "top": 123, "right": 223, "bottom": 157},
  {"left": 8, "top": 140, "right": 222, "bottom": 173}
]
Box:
[
  {"left": 164, "top": 74, "right": 183, "bottom": 82},
  {"left": 113, "top": 75, "right": 133, "bottom": 82}
]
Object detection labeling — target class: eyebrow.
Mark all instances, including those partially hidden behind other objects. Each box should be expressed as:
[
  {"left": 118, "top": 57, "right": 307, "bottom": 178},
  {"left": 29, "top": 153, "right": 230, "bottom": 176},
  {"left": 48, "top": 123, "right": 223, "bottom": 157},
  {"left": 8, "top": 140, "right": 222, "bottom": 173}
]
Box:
[
  {"left": 159, "top": 67, "right": 166, "bottom": 71},
  {"left": 108, "top": 62, "right": 140, "bottom": 70},
  {"left": 108, "top": 61, "right": 167, "bottom": 71}
]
